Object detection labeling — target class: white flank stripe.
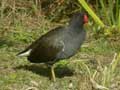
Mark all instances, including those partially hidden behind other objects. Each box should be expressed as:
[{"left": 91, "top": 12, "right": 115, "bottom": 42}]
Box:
[{"left": 18, "top": 49, "right": 32, "bottom": 57}]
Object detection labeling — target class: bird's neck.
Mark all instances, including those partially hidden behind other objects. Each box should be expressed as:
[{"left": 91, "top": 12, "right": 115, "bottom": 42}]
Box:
[
  {"left": 69, "top": 19, "right": 84, "bottom": 31},
  {"left": 67, "top": 26, "right": 84, "bottom": 35},
  {"left": 69, "top": 24, "right": 84, "bottom": 33}
]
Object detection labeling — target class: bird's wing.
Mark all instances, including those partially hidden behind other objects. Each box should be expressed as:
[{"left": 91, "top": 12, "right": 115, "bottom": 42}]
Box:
[
  {"left": 17, "top": 26, "right": 63, "bottom": 56},
  {"left": 28, "top": 37, "right": 65, "bottom": 62}
]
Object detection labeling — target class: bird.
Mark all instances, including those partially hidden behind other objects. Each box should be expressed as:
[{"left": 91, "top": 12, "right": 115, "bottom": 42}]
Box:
[{"left": 17, "top": 12, "right": 88, "bottom": 82}]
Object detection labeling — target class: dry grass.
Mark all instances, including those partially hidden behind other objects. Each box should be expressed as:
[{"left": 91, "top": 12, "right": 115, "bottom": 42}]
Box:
[{"left": 0, "top": 0, "right": 120, "bottom": 90}]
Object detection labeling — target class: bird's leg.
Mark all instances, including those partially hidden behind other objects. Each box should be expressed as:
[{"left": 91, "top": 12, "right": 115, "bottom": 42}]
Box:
[{"left": 50, "top": 65, "right": 56, "bottom": 82}]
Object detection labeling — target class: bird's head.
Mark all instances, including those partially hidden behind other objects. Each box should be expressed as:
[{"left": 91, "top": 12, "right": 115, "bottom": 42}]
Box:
[{"left": 70, "top": 12, "right": 88, "bottom": 28}]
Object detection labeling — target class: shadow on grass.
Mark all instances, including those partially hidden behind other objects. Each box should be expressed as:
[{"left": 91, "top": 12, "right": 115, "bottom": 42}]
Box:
[{"left": 15, "top": 64, "right": 74, "bottom": 78}]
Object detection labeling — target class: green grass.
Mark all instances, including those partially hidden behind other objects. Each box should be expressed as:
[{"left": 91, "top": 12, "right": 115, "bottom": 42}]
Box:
[
  {"left": 0, "top": 21, "right": 120, "bottom": 89},
  {"left": 0, "top": 0, "right": 120, "bottom": 90}
]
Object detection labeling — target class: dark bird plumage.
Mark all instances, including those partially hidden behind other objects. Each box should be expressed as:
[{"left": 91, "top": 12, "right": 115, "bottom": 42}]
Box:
[{"left": 17, "top": 12, "right": 88, "bottom": 81}]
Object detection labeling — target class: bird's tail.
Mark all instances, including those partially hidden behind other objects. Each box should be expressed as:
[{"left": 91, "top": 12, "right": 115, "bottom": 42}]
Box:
[{"left": 16, "top": 49, "right": 32, "bottom": 57}]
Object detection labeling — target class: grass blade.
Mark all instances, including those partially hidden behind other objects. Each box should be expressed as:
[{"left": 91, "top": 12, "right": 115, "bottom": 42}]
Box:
[{"left": 78, "top": 0, "right": 105, "bottom": 28}]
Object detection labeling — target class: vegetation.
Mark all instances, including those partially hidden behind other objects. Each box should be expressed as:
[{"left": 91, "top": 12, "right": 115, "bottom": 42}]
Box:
[{"left": 0, "top": 0, "right": 120, "bottom": 90}]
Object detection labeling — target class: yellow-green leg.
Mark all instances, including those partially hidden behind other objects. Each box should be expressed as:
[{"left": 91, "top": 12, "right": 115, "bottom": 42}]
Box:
[{"left": 51, "top": 65, "right": 56, "bottom": 82}]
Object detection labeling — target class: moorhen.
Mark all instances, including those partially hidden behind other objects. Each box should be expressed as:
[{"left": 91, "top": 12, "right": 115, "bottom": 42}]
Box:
[{"left": 17, "top": 12, "right": 88, "bottom": 81}]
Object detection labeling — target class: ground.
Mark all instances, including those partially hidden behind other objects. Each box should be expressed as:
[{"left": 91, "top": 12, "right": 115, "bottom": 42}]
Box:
[{"left": 0, "top": 16, "right": 120, "bottom": 90}]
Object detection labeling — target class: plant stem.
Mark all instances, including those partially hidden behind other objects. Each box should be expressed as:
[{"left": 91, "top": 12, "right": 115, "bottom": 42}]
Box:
[{"left": 78, "top": 0, "right": 105, "bottom": 28}]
